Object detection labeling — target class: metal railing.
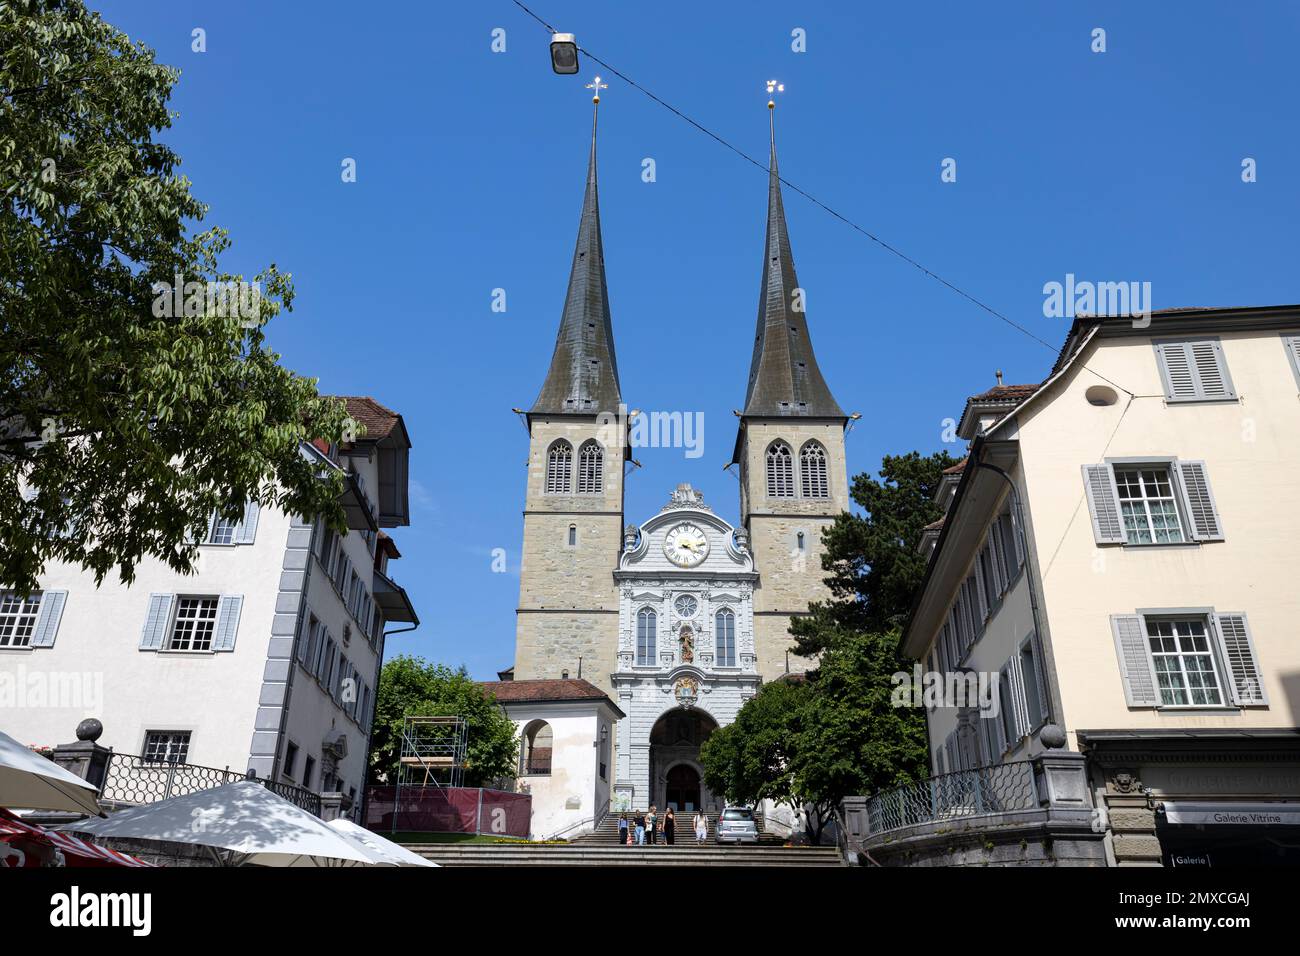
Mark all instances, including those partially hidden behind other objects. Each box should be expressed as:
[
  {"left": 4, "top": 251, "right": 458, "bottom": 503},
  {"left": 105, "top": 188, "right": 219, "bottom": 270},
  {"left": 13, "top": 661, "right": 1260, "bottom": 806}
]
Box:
[
  {"left": 99, "top": 752, "right": 322, "bottom": 817},
  {"left": 865, "top": 761, "right": 1038, "bottom": 836}
]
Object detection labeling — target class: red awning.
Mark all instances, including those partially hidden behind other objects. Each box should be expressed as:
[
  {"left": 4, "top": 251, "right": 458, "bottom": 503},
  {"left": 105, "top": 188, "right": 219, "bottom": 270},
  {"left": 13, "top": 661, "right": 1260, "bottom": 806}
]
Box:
[{"left": 0, "top": 809, "right": 155, "bottom": 868}]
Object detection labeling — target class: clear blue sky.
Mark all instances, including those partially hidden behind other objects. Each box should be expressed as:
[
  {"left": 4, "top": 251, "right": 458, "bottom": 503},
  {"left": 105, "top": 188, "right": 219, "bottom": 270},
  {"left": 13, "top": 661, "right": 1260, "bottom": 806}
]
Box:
[{"left": 96, "top": 1, "right": 1299, "bottom": 679}]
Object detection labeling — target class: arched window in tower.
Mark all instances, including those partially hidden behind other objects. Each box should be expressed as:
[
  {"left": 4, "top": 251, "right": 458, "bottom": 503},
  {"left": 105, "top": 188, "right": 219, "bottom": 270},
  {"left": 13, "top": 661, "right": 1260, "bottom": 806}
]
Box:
[
  {"left": 636, "top": 607, "right": 657, "bottom": 666},
  {"left": 577, "top": 440, "right": 604, "bottom": 494},
  {"left": 715, "top": 608, "right": 736, "bottom": 667},
  {"left": 521, "top": 720, "right": 552, "bottom": 776},
  {"left": 766, "top": 441, "right": 795, "bottom": 498},
  {"left": 545, "top": 440, "right": 572, "bottom": 494},
  {"left": 800, "top": 441, "right": 829, "bottom": 498}
]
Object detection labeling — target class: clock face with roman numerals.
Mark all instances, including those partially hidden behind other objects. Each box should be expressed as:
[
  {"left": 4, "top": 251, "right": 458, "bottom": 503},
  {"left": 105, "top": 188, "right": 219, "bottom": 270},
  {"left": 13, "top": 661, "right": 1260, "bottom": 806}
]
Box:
[{"left": 663, "top": 523, "right": 709, "bottom": 567}]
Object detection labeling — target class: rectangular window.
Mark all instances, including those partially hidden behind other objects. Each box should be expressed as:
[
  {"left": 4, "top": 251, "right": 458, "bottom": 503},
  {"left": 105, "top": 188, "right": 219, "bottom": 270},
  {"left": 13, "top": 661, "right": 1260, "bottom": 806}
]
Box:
[
  {"left": 299, "top": 614, "right": 321, "bottom": 669},
  {"left": 636, "top": 610, "right": 656, "bottom": 666},
  {"left": 1154, "top": 339, "right": 1236, "bottom": 402},
  {"left": 1146, "top": 618, "right": 1223, "bottom": 707},
  {"left": 1114, "top": 466, "right": 1185, "bottom": 545},
  {"left": 302, "top": 755, "right": 316, "bottom": 789},
  {"left": 283, "top": 742, "right": 298, "bottom": 780},
  {"left": 715, "top": 612, "right": 736, "bottom": 667},
  {"left": 1019, "top": 640, "right": 1044, "bottom": 730},
  {"left": 0, "top": 591, "right": 42, "bottom": 647},
  {"left": 207, "top": 513, "right": 238, "bottom": 545},
  {"left": 142, "top": 730, "right": 191, "bottom": 764},
  {"left": 168, "top": 597, "right": 219, "bottom": 651}
]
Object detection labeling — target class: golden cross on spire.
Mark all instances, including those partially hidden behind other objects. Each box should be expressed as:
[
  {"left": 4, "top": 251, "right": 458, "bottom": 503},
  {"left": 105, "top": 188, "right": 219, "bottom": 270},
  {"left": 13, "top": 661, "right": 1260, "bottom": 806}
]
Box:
[
  {"left": 766, "top": 79, "right": 785, "bottom": 110},
  {"left": 586, "top": 75, "right": 607, "bottom": 104}
]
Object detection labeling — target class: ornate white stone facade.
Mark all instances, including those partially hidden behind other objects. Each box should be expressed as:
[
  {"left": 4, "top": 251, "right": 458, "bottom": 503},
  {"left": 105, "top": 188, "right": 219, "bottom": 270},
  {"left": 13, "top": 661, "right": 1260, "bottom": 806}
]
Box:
[{"left": 610, "top": 485, "right": 761, "bottom": 811}]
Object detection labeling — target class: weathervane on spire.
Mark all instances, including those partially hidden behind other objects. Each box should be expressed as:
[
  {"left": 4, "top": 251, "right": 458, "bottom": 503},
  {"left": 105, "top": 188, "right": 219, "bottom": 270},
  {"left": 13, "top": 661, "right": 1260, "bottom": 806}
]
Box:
[
  {"left": 766, "top": 79, "right": 785, "bottom": 110},
  {"left": 586, "top": 75, "right": 607, "bottom": 104}
]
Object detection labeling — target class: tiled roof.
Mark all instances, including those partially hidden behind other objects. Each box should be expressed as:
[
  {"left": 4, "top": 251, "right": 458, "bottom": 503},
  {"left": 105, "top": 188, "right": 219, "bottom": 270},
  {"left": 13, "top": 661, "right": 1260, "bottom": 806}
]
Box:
[
  {"left": 480, "top": 678, "right": 615, "bottom": 706},
  {"left": 922, "top": 517, "right": 946, "bottom": 532},
  {"left": 942, "top": 458, "right": 968, "bottom": 475},
  {"left": 967, "top": 383, "right": 1039, "bottom": 404},
  {"left": 337, "top": 396, "right": 403, "bottom": 443},
  {"left": 376, "top": 531, "right": 401, "bottom": 559}
]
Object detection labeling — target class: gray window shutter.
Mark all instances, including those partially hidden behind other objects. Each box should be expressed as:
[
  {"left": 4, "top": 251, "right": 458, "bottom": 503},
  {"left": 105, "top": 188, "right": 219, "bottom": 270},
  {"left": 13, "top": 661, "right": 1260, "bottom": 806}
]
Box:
[
  {"left": 1284, "top": 334, "right": 1300, "bottom": 389},
  {"left": 1155, "top": 340, "right": 1236, "bottom": 401},
  {"left": 1030, "top": 633, "right": 1052, "bottom": 724},
  {"left": 1111, "top": 614, "right": 1159, "bottom": 706},
  {"left": 139, "top": 593, "right": 174, "bottom": 650},
  {"left": 1175, "top": 460, "right": 1224, "bottom": 541},
  {"left": 236, "top": 501, "right": 260, "bottom": 544},
  {"left": 29, "top": 590, "right": 68, "bottom": 647},
  {"left": 1082, "top": 464, "right": 1125, "bottom": 544},
  {"left": 1213, "top": 613, "right": 1267, "bottom": 706},
  {"left": 213, "top": 594, "right": 243, "bottom": 651}
]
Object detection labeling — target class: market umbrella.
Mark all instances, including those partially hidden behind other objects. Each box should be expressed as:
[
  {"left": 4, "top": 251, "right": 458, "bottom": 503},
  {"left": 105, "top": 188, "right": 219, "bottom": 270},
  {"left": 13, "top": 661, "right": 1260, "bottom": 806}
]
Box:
[
  {"left": 0, "top": 730, "right": 103, "bottom": 816},
  {"left": 67, "top": 780, "right": 384, "bottom": 867},
  {"left": 327, "top": 818, "right": 438, "bottom": 867},
  {"left": 1, "top": 809, "right": 153, "bottom": 867}
]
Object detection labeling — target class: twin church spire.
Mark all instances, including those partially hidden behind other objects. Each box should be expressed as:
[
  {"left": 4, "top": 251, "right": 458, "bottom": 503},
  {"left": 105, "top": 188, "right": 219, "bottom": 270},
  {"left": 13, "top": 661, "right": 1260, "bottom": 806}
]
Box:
[{"left": 529, "top": 80, "right": 842, "bottom": 424}]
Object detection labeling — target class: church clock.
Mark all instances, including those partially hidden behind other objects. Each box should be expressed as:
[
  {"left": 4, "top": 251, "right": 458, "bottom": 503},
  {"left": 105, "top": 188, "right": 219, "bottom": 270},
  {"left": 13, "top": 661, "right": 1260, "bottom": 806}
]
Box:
[{"left": 663, "top": 523, "right": 709, "bottom": 567}]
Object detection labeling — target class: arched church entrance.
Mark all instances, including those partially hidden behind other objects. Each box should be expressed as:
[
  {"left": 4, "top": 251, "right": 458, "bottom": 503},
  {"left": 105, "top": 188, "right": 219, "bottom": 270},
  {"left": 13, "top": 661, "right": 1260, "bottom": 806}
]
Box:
[{"left": 649, "top": 709, "right": 718, "bottom": 812}]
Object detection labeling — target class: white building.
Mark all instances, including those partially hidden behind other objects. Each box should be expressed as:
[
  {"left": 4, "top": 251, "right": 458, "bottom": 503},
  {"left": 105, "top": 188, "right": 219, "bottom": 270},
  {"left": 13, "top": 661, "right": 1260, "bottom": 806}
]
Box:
[
  {"left": 904, "top": 305, "right": 1300, "bottom": 866},
  {"left": 0, "top": 396, "right": 417, "bottom": 818}
]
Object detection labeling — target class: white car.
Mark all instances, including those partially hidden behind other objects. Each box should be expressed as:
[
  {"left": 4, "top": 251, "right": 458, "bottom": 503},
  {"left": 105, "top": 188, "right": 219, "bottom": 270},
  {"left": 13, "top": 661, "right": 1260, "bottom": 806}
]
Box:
[{"left": 716, "top": 806, "right": 759, "bottom": 844}]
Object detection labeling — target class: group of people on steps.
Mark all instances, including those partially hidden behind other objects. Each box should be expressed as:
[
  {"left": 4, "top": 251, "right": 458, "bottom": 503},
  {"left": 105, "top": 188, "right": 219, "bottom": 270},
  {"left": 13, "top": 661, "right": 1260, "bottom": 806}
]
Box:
[{"left": 617, "top": 807, "right": 710, "bottom": 845}]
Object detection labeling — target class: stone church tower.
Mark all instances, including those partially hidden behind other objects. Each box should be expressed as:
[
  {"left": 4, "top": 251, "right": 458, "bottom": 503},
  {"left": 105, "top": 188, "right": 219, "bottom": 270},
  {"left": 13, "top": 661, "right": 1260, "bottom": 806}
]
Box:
[
  {"left": 731, "top": 112, "right": 850, "bottom": 682},
  {"left": 514, "top": 105, "right": 626, "bottom": 696}
]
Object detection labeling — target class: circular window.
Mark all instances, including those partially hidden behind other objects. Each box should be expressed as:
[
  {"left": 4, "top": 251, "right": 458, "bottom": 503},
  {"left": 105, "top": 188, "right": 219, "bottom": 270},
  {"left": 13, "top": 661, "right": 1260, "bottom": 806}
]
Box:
[
  {"left": 674, "top": 594, "right": 698, "bottom": 618},
  {"left": 1085, "top": 385, "right": 1118, "bottom": 407}
]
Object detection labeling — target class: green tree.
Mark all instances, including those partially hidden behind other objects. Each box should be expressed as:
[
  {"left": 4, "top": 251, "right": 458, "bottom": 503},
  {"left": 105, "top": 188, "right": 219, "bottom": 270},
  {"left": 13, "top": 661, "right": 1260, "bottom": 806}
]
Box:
[
  {"left": 699, "top": 678, "right": 817, "bottom": 832},
  {"left": 369, "top": 656, "right": 519, "bottom": 787},
  {"left": 0, "top": 0, "right": 351, "bottom": 594},
  {"left": 789, "top": 450, "right": 958, "bottom": 656}
]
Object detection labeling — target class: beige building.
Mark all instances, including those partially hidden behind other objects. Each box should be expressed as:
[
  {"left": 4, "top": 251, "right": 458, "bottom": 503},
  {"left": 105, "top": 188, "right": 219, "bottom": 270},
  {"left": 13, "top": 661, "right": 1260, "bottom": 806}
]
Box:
[{"left": 904, "top": 304, "right": 1300, "bottom": 866}]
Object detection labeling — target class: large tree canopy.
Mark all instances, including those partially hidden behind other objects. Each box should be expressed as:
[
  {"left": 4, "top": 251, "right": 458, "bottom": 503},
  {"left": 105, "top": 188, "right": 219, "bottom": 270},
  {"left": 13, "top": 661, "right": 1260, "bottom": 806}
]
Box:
[
  {"left": 0, "top": 0, "right": 350, "bottom": 593},
  {"left": 369, "top": 657, "right": 519, "bottom": 788}
]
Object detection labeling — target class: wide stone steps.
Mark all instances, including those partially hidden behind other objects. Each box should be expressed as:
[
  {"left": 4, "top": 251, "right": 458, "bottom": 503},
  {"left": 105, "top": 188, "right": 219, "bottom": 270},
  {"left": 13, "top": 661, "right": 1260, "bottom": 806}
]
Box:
[{"left": 402, "top": 843, "right": 842, "bottom": 867}]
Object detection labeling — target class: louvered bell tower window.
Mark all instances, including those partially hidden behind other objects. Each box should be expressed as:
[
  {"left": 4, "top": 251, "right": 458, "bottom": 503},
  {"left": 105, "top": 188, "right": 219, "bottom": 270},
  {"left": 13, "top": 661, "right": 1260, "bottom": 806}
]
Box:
[
  {"left": 766, "top": 442, "right": 794, "bottom": 498},
  {"left": 577, "top": 440, "right": 603, "bottom": 494},
  {"left": 545, "top": 441, "right": 573, "bottom": 494},
  {"left": 800, "top": 441, "right": 829, "bottom": 498}
]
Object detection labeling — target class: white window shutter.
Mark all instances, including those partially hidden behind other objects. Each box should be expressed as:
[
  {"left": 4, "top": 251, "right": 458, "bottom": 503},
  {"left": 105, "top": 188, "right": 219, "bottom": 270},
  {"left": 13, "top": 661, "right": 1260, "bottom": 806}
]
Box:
[
  {"left": 1156, "top": 340, "right": 1236, "bottom": 401},
  {"left": 1082, "top": 464, "right": 1125, "bottom": 544},
  {"left": 1175, "top": 460, "right": 1224, "bottom": 541},
  {"left": 29, "top": 590, "right": 68, "bottom": 648},
  {"left": 236, "top": 501, "right": 260, "bottom": 544},
  {"left": 1155, "top": 342, "right": 1198, "bottom": 400},
  {"left": 213, "top": 594, "right": 243, "bottom": 651},
  {"left": 1110, "top": 614, "right": 1159, "bottom": 706},
  {"left": 139, "top": 593, "right": 174, "bottom": 650},
  {"left": 1213, "top": 613, "right": 1267, "bottom": 706}
]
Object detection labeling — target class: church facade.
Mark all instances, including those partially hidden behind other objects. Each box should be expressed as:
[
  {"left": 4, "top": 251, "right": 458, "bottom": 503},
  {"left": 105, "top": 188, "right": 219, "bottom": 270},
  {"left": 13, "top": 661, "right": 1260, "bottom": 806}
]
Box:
[{"left": 505, "top": 98, "right": 849, "bottom": 826}]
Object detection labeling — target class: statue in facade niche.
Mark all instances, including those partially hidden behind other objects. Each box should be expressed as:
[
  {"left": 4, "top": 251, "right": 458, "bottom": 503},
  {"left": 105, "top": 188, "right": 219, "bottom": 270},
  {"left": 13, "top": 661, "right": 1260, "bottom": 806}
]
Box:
[{"left": 679, "top": 625, "right": 694, "bottom": 663}]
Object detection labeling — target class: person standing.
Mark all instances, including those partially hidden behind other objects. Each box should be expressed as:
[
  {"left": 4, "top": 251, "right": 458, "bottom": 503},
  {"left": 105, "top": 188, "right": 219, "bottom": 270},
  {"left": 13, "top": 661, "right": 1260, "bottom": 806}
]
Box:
[
  {"left": 633, "top": 811, "right": 645, "bottom": 846},
  {"left": 693, "top": 810, "right": 708, "bottom": 844},
  {"left": 618, "top": 813, "right": 628, "bottom": 846},
  {"left": 664, "top": 808, "right": 676, "bottom": 846},
  {"left": 646, "top": 806, "right": 657, "bottom": 846}
]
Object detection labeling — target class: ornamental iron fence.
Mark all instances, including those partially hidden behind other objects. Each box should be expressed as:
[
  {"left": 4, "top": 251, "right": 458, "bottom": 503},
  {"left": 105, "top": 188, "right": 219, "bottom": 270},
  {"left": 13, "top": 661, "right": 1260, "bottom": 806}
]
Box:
[
  {"left": 99, "top": 752, "right": 323, "bottom": 817},
  {"left": 865, "top": 760, "right": 1038, "bottom": 836}
]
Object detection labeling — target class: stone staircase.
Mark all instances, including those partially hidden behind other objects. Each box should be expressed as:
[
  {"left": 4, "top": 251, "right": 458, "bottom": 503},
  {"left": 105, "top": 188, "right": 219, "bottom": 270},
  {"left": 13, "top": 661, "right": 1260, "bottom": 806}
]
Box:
[{"left": 402, "top": 842, "right": 842, "bottom": 867}]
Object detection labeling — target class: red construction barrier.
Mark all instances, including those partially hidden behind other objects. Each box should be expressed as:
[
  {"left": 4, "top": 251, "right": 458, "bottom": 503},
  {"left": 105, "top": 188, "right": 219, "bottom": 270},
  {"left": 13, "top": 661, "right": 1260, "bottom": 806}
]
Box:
[{"left": 364, "top": 786, "right": 531, "bottom": 838}]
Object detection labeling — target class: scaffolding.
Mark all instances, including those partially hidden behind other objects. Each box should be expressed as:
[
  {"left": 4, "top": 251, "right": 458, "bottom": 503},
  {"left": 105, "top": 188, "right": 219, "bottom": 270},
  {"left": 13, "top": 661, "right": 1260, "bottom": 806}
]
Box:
[{"left": 396, "top": 715, "right": 468, "bottom": 790}]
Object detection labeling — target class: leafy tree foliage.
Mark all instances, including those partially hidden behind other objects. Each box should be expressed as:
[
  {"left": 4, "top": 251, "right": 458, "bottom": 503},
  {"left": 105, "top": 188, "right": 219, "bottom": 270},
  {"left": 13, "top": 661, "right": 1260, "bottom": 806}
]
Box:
[
  {"left": 0, "top": 0, "right": 350, "bottom": 593},
  {"left": 705, "top": 451, "right": 958, "bottom": 837},
  {"left": 369, "top": 656, "right": 519, "bottom": 787}
]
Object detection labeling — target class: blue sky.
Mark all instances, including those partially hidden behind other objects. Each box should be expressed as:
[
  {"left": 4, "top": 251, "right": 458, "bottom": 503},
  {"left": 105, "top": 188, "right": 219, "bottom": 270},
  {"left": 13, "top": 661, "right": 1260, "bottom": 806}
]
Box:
[{"left": 96, "top": 1, "right": 1299, "bottom": 678}]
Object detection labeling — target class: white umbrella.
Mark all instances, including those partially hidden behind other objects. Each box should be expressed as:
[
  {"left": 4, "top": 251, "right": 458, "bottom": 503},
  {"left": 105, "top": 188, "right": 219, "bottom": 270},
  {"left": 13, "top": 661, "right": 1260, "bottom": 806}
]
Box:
[
  {"left": 67, "top": 780, "right": 383, "bottom": 867},
  {"left": 327, "top": 818, "right": 439, "bottom": 867},
  {"left": 0, "top": 730, "right": 103, "bottom": 816}
]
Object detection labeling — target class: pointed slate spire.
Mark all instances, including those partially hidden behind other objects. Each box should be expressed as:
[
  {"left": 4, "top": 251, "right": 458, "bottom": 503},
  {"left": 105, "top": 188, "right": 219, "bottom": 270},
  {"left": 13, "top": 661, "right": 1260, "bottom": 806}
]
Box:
[
  {"left": 529, "top": 101, "right": 622, "bottom": 417},
  {"left": 740, "top": 111, "right": 844, "bottom": 421}
]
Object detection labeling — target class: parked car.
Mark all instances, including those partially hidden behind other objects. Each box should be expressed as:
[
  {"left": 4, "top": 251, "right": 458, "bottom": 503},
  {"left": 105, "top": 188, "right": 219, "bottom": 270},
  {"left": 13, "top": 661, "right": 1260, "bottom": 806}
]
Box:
[{"left": 715, "top": 806, "right": 758, "bottom": 844}]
